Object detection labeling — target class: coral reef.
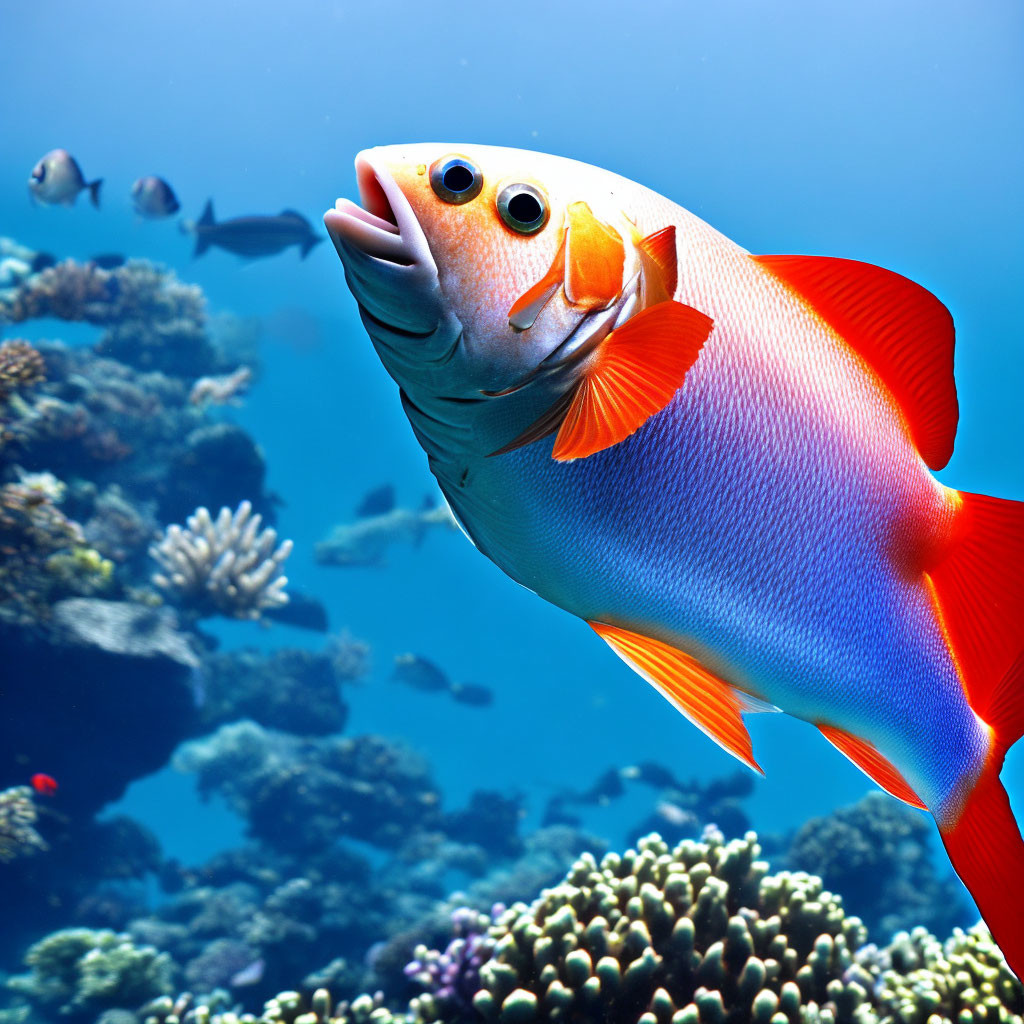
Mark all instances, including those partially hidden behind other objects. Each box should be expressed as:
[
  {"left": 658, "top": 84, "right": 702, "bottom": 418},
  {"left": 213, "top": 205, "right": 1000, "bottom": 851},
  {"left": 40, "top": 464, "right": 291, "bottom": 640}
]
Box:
[
  {"left": 173, "top": 723, "right": 443, "bottom": 852},
  {"left": 0, "top": 339, "right": 45, "bottom": 403},
  {"left": 197, "top": 648, "right": 351, "bottom": 736},
  {"left": 786, "top": 793, "right": 969, "bottom": 941},
  {"left": 0, "top": 786, "right": 46, "bottom": 863},
  {"left": 151, "top": 502, "right": 293, "bottom": 620},
  {"left": 7, "top": 928, "right": 174, "bottom": 1022},
  {"left": 136, "top": 833, "right": 1023, "bottom": 1024}
]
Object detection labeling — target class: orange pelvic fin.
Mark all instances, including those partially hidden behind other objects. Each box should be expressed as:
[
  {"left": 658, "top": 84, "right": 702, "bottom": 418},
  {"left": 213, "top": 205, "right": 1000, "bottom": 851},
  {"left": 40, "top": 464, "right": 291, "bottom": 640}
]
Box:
[
  {"left": 508, "top": 229, "right": 568, "bottom": 331},
  {"left": 817, "top": 723, "right": 926, "bottom": 809},
  {"left": 753, "top": 255, "right": 958, "bottom": 470},
  {"left": 564, "top": 201, "right": 625, "bottom": 312},
  {"left": 637, "top": 225, "right": 678, "bottom": 304},
  {"left": 590, "top": 621, "right": 776, "bottom": 773},
  {"left": 926, "top": 491, "right": 1024, "bottom": 741},
  {"left": 552, "top": 300, "right": 713, "bottom": 461}
]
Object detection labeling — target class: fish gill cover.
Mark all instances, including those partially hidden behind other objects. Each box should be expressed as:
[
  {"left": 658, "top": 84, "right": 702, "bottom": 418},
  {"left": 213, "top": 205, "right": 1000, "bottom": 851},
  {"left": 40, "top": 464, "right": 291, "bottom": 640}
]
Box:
[{"left": 1, "top": 2, "right": 1023, "bottom": 1024}]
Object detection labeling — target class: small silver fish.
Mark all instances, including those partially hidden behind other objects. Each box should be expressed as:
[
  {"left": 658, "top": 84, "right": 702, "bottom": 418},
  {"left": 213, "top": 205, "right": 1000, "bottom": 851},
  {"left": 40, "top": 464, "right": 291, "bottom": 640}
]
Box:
[
  {"left": 29, "top": 149, "right": 102, "bottom": 208},
  {"left": 131, "top": 175, "right": 180, "bottom": 219}
]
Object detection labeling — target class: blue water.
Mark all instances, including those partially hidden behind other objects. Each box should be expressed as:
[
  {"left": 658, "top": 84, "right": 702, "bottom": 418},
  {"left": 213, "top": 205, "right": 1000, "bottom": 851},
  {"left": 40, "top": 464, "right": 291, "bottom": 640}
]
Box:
[{"left": 2, "top": 0, "right": 1022, "bottom": 881}]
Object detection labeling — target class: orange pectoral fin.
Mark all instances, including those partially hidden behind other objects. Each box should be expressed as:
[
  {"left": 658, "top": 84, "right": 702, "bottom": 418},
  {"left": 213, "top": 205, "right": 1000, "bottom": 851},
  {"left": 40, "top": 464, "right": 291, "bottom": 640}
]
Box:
[
  {"left": 753, "top": 254, "right": 958, "bottom": 470},
  {"left": 564, "top": 201, "right": 625, "bottom": 311},
  {"left": 509, "top": 229, "right": 567, "bottom": 331},
  {"left": 551, "top": 300, "right": 713, "bottom": 461},
  {"left": 817, "top": 723, "right": 926, "bottom": 809},
  {"left": 591, "top": 621, "right": 774, "bottom": 773}
]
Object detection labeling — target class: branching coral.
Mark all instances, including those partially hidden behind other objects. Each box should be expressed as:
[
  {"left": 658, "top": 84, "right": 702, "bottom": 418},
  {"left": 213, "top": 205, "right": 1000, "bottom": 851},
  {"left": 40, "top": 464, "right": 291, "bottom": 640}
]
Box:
[
  {"left": 0, "top": 786, "right": 47, "bottom": 863},
  {"left": 151, "top": 502, "right": 292, "bottom": 620}
]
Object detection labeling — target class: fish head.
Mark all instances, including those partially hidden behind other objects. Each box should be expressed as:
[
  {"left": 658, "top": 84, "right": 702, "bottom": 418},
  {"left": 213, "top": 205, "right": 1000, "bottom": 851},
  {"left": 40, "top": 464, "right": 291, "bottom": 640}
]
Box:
[{"left": 326, "top": 144, "right": 673, "bottom": 395}]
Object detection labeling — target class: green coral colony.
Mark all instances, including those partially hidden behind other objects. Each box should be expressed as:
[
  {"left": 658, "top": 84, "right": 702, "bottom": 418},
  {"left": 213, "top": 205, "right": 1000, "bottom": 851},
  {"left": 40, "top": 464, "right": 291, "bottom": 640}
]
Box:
[{"left": 49, "top": 831, "right": 1016, "bottom": 1024}]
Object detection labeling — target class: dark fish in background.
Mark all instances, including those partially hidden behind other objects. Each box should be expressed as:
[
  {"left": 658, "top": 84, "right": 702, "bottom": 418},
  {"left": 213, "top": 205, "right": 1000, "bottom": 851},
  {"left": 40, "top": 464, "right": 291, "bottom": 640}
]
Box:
[
  {"left": 29, "top": 149, "right": 102, "bottom": 207},
  {"left": 355, "top": 484, "right": 396, "bottom": 518},
  {"left": 131, "top": 175, "right": 180, "bottom": 219},
  {"left": 392, "top": 653, "right": 450, "bottom": 693},
  {"left": 30, "top": 251, "right": 57, "bottom": 273},
  {"left": 183, "top": 200, "right": 322, "bottom": 260},
  {"left": 450, "top": 682, "right": 494, "bottom": 707},
  {"left": 89, "top": 253, "right": 127, "bottom": 270}
]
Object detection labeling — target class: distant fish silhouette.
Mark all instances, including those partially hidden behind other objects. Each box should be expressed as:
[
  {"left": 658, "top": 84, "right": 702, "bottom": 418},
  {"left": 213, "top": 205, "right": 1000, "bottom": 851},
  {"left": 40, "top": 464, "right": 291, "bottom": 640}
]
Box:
[
  {"left": 31, "top": 773, "right": 57, "bottom": 796},
  {"left": 392, "top": 653, "right": 450, "bottom": 693},
  {"left": 355, "top": 484, "right": 396, "bottom": 518},
  {"left": 450, "top": 682, "right": 494, "bottom": 707},
  {"left": 89, "top": 253, "right": 127, "bottom": 270},
  {"left": 184, "top": 200, "right": 321, "bottom": 260}
]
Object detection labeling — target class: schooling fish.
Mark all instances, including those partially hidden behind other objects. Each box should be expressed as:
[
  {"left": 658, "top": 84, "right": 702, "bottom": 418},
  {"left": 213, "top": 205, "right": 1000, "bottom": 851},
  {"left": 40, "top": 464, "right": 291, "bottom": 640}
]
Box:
[
  {"left": 184, "top": 200, "right": 321, "bottom": 260},
  {"left": 131, "top": 175, "right": 180, "bottom": 219},
  {"left": 29, "top": 149, "right": 102, "bottom": 208},
  {"left": 325, "top": 144, "right": 1024, "bottom": 974}
]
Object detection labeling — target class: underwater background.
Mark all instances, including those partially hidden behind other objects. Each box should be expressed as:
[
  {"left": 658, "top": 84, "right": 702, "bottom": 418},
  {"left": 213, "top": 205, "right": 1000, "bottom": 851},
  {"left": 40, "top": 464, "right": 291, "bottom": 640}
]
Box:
[{"left": 1, "top": 3, "right": 1023, "bottom": 1024}]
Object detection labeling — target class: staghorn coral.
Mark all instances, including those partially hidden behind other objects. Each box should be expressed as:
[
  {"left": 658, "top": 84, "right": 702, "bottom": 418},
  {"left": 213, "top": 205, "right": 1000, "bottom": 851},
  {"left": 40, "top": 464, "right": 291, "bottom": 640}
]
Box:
[
  {"left": 6, "top": 928, "right": 175, "bottom": 1021},
  {"left": 151, "top": 502, "right": 292, "bottom": 620},
  {"left": 0, "top": 786, "right": 46, "bottom": 863}
]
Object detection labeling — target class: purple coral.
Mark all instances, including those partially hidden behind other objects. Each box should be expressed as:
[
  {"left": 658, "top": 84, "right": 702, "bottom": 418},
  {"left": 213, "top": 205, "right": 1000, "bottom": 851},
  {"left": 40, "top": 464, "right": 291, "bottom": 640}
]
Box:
[{"left": 404, "top": 906, "right": 503, "bottom": 1015}]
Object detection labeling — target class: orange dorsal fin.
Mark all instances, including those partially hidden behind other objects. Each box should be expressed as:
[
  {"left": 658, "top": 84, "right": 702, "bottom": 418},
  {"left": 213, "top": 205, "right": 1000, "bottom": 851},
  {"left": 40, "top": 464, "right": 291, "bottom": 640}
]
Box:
[
  {"left": 817, "top": 723, "right": 926, "bottom": 809},
  {"left": 591, "top": 621, "right": 774, "bottom": 773},
  {"left": 564, "top": 201, "right": 625, "bottom": 312},
  {"left": 753, "top": 255, "right": 958, "bottom": 470},
  {"left": 926, "top": 491, "right": 1024, "bottom": 746},
  {"left": 509, "top": 228, "right": 567, "bottom": 331},
  {"left": 638, "top": 225, "right": 678, "bottom": 298},
  {"left": 551, "top": 300, "right": 713, "bottom": 461}
]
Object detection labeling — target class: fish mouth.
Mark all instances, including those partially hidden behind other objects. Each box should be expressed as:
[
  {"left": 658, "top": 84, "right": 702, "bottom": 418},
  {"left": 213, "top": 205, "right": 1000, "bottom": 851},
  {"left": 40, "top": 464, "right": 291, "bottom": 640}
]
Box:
[{"left": 324, "top": 153, "right": 432, "bottom": 270}]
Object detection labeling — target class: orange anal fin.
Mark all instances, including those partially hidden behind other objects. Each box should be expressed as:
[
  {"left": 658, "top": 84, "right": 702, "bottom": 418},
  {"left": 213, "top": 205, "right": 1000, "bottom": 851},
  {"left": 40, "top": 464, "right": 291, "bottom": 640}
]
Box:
[
  {"left": 753, "top": 254, "right": 958, "bottom": 470},
  {"left": 509, "top": 229, "right": 567, "bottom": 331},
  {"left": 591, "top": 621, "right": 770, "bottom": 773},
  {"left": 817, "top": 723, "right": 926, "bottom": 809},
  {"left": 565, "top": 201, "right": 625, "bottom": 311},
  {"left": 552, "top": 300, "right": 713, "bottom": 461},
  {"left": 638, "top": 225, "right": 677, "bottom": 297},
  {"left": 939, "top": 768, "right": 1024, "bottom": 980}
]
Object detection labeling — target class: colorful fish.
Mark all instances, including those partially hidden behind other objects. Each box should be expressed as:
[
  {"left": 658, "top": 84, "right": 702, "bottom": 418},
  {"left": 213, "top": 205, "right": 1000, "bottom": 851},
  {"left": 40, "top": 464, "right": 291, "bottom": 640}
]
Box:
[
  {"left": 324, "top": 145, "right": 1024, "bottom": 974},
  {"left": 30, "top": 773, "right": 57, "bottom": 796}
]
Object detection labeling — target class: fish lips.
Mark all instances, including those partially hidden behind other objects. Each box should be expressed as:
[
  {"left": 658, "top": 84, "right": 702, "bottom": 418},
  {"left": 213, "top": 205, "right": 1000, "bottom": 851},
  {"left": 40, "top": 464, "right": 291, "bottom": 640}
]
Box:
[{"left": 325, "top": 152, "right": 443, "bottom": 337}]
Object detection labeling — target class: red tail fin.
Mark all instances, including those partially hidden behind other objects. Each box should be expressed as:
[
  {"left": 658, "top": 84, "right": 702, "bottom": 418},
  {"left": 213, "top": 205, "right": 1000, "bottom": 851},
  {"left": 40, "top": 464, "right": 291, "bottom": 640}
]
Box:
[
  {"left": 939, "top": 763, "right": 1024, "bottom": 979},
  {"left": 928, "top": 493, "right": 1024, "bottom": 978}
]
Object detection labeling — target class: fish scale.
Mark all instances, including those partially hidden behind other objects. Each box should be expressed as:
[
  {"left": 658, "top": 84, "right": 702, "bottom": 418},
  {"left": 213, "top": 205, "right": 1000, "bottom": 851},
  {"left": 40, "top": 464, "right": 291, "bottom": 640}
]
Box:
[{"left": 324, "top": 143, "right": 1024, "bottom": 976}]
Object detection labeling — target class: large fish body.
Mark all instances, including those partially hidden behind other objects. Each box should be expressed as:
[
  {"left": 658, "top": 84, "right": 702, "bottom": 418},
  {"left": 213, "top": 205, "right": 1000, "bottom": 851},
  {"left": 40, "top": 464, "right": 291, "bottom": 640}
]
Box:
[
  {"left": 324, "top": 144, "right": 1024, "bottom": 973},
  {"left": 186, "top": 200, "right": 321, "bottom": 259}
]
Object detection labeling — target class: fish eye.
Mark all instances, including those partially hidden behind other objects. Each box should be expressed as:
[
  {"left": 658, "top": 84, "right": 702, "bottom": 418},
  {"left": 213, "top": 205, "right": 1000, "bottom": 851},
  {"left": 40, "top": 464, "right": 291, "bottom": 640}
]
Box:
[
  {"left": 429, "top": 155, "right": 483, "bottom": 204},
  {"left": 496, "top": 183, "right": 549, "bottom": 235},
  {"left": 32, "top": 164, "right": 45, "bottom": 182}
]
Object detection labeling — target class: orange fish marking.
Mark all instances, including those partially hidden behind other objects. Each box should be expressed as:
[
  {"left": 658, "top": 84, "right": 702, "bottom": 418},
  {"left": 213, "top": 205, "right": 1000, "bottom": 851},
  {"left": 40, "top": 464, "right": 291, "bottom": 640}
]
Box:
[{"left": 564, "top": 201, "right": 625, "bottom": 311}]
